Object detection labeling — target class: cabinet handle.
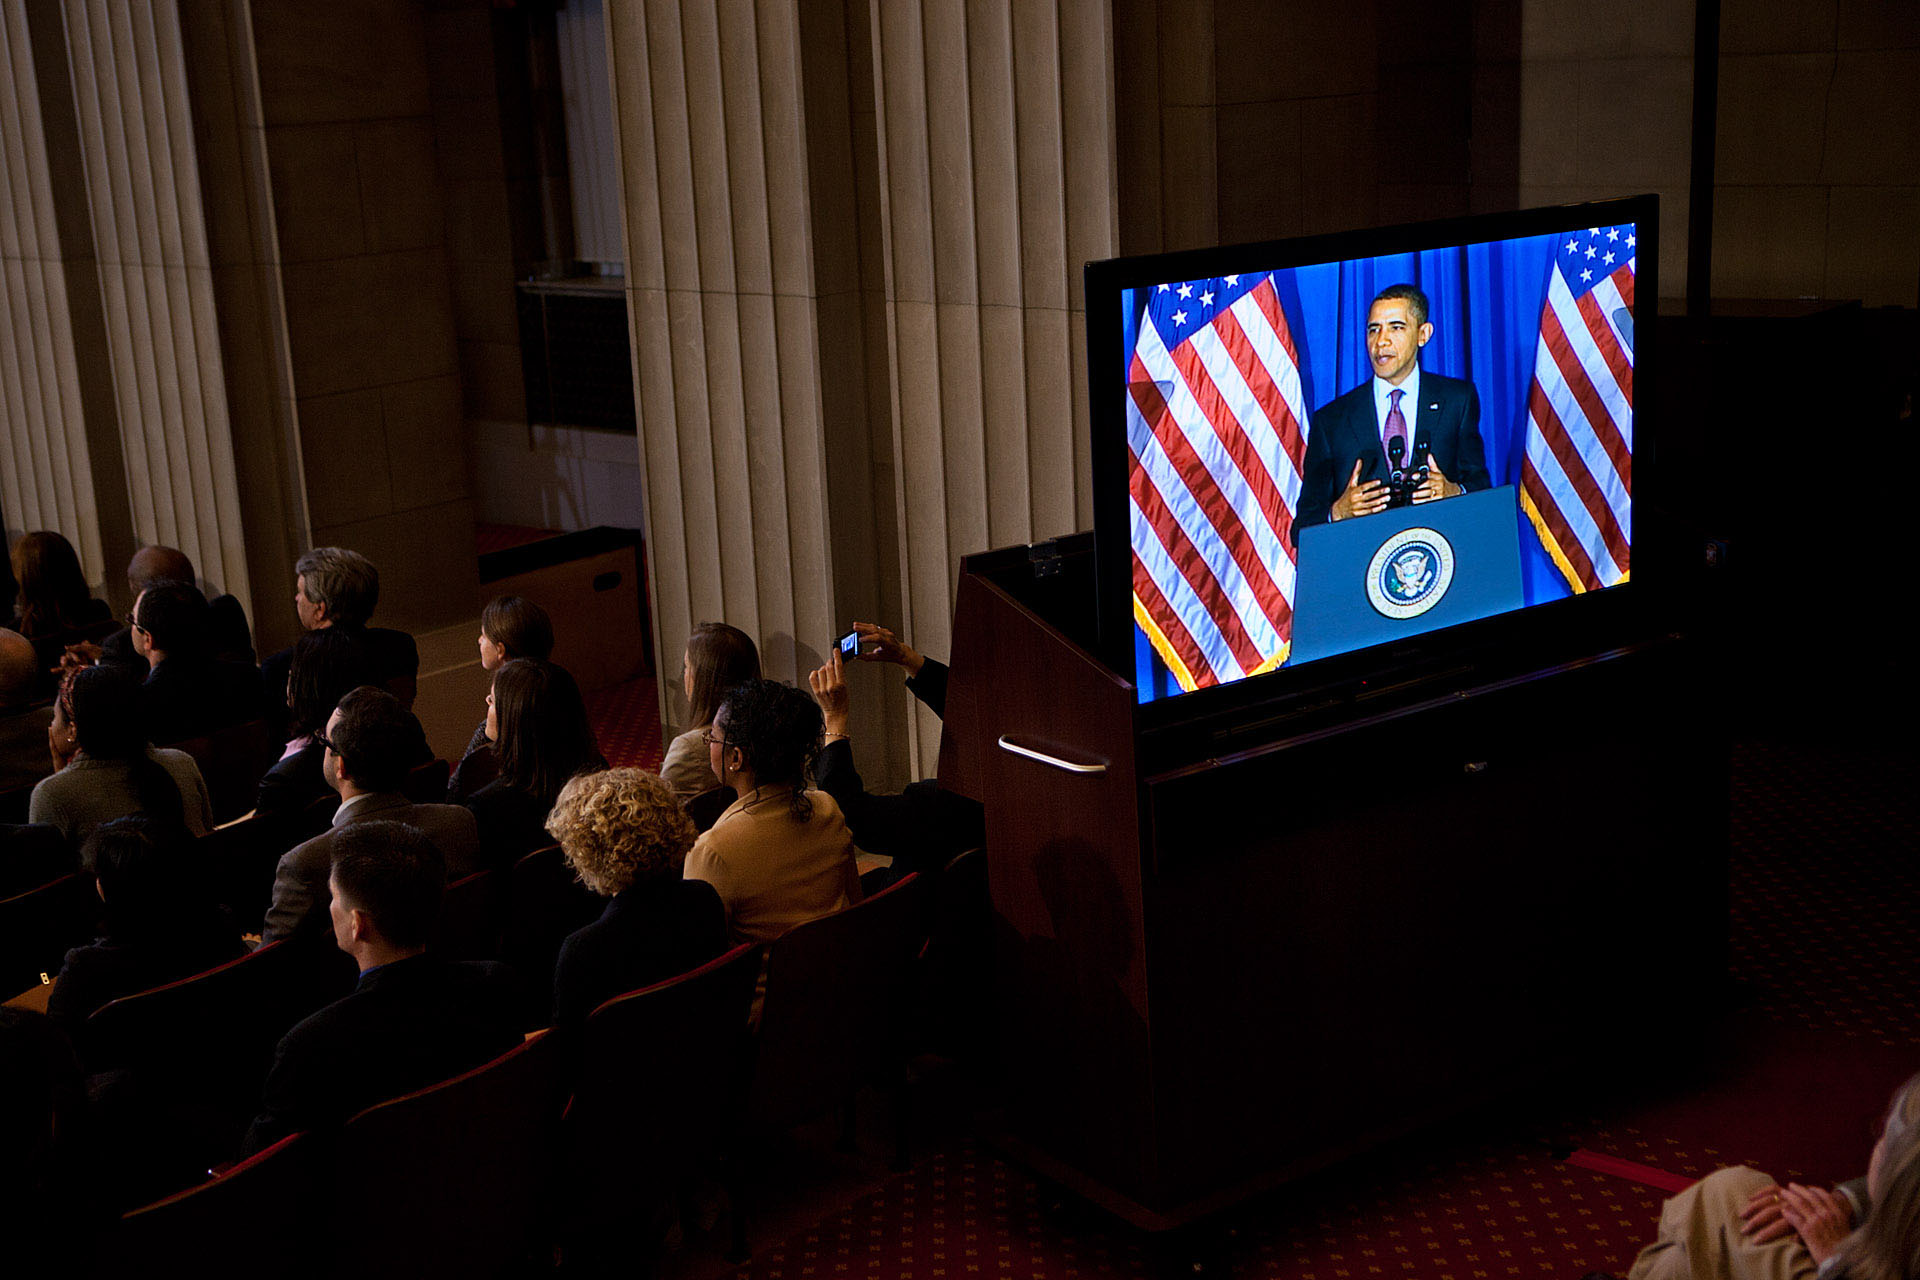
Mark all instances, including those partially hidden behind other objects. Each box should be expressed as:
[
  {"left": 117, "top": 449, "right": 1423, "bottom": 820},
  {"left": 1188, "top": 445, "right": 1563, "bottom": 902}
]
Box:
[{"left": 997, "top": 735, "right": 1107, "bottom": 775}]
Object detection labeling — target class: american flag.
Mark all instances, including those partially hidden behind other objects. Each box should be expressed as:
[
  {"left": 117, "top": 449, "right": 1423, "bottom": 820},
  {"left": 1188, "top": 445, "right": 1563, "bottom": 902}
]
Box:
[
  {"left": 1128, "top": 273, "right": 1310, "bottom": 691},
  {"left": 1520, "top": 224, "right": 1635, "bottom": 593}
]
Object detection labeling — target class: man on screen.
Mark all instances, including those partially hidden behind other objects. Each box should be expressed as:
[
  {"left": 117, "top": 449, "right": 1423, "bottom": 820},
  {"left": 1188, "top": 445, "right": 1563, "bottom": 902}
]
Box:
[{"left": 1295, "top": 284, "right": 1490, "bottom": 536}]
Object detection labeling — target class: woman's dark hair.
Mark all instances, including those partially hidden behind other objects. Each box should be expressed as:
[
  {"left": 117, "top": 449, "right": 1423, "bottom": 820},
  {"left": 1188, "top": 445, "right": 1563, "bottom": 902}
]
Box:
[
  {"left": 67, "top": 664, "right": 188, "bottom": 832},
  {"left": 80, "top": 816, "right": 194, "bottom": 940},
  {"left": 10, "top": 532, "right": 92, "bottom": 638},
  {"left": 286, "top": 628, "right": 374, "bottom": 740},
  {"left": 686, "top": 622, "right": 760, "bottom": 728},
  {"left": 715, "top": 678, "right": 821, "bottom": 820},
  {"left": 480, "top": 596, "right": 554, "bottom": 662},
  {"left": 492, "top": 659, "right": 606, "bottom": 808}
]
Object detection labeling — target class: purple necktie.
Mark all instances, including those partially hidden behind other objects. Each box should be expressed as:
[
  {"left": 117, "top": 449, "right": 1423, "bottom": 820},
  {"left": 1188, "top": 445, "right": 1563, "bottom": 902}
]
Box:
[{"left": 1384, "top": 388, "right": 1407, "bottom": 464}]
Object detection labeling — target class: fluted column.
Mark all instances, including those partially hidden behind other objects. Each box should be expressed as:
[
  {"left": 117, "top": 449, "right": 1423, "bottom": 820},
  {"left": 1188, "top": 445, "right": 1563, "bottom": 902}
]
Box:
[
  {"left": 0, "top": 0, "right": 112, "bottom": 583},
  {"left": 59, "top": 0, "right": 251, "bottom": 608},
  {"left": 867, "top": 0, "right": 1117, "bottom": 766}
]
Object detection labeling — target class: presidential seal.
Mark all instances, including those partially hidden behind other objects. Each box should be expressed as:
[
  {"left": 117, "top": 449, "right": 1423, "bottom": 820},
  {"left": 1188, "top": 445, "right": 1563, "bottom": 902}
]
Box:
[{"left": 1366, "top": 526, "right": 1455, "bottom": 619}]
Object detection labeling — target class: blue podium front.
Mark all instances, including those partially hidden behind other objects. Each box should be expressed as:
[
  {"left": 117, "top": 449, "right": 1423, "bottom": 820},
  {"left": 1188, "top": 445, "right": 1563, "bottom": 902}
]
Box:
[{"left": 1291, "top": 484, "right": 1525, "bottom": 665}]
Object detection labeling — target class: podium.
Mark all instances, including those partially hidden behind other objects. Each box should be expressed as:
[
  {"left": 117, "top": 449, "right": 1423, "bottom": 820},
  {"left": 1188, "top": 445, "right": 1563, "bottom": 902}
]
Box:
[
  {"left": 939, "top": 534, "right": 1726, "bottom": 1230},
  {"left": 1293, "top": 485, "right": 1525, "bottom": 664}
]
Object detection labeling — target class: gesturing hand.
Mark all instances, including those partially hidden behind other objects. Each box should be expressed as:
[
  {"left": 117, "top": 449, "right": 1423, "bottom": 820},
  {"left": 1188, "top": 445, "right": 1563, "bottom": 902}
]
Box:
[
  {"left": 1411, "top": 455, "right": 1459, "bottom": 504},
  {"left": 1331, "top": 460, "right": 1388, "bottom": 522},
  {"left": 807, "top": 648, "right": 852, "bottom": 738}
]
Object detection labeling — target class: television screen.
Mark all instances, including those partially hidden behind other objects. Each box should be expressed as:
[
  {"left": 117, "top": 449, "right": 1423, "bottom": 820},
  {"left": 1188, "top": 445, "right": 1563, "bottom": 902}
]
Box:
[{"left": 1090, "top": 197, "right": 1653, "bottom": 708}]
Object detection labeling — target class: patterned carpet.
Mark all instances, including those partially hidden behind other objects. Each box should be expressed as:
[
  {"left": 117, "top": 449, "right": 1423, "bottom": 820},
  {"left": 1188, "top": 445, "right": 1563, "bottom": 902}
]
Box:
[
  {"left": 583, "top": 675, "right": 664, "bottom": 773},
  {"left": 675, "top": 732, "right": 1919, "bottom": 1280}
]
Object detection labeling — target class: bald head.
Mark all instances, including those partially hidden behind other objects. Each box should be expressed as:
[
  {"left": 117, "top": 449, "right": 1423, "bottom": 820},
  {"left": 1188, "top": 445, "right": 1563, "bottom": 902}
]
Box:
[
  {"left": 0, "top": 628, "right": 37, "bottom": 709},
  {"left": 128, "top": 546, "right": 195, "bottom": 596}
]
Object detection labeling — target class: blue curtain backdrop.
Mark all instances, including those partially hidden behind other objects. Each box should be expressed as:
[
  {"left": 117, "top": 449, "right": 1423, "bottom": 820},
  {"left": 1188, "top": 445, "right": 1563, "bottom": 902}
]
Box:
[{"left": 1129, "top": 230, "right": 1582, "bottom": 701}]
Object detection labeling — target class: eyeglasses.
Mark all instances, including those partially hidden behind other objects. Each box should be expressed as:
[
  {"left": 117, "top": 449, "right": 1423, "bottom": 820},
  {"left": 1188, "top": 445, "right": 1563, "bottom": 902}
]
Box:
[
  {"left": 313, "top": 732, "right": 336, "bottom": 754},
  {"left": 702, "top": 729, "right": 729, "bottom": 748}
]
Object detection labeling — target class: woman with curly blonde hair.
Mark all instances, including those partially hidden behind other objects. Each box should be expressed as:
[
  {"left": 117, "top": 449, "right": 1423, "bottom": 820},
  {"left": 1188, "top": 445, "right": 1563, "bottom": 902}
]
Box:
[{"left": 545, "top": 768, "right": 728, "bottom": 1024}]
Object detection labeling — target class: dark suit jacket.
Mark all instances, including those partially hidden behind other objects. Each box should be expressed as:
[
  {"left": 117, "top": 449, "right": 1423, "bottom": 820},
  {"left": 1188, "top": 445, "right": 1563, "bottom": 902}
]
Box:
[
  {"left": 140, "top": 656, "right": 265, "bottom": 747},
  {"left": 48, "top": 917, "right": 245, "bottom": 1042},
  {"left": 262, "top": 793, "right": 482, "bottom": 943},
  {"left": 253, "top": 740, "right": 329, "bottom": 818},
  {"left": 463, "top": 780, "right": 555, "bottom": 872},
  {"left": 1295, "top": 371, "right": 1491, "bottom": 537},
  {"left": 259, "top": 624, "right": 420, "bottom": 738},
  {"left": 551, "top": 878, "right": 728, "bottom": 1025},
  {"left": 243, "top": 953, "right": 522, "bottom": 1154}
]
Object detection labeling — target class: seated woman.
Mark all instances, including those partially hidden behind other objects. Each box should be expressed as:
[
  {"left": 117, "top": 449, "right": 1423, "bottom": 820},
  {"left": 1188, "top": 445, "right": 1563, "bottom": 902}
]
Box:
[
  {"left": 1620, "top": 1071, "right": 1920, "bottom": 1280},
  {"left": 449, "top": 596, "right": 554, "bottom": 801},
  {"left": 544, "top": 768, "right": 727, "bottom": 1025},
  {"left": 682, "top": 678, "right": 860, "bottom": 947},
  {"left": 464, "top": 658, "right": 606, "bottom": 870},
  {"left": 28, "top": 665, "right": 214, "bottom": 849},
  {"left": 10, "top": 532, "right": 112, "bottom": 681},
  {"left": 45, "top": 816, "right": 243, "bottom": 1034},
  {"left": 253, "top": 627, "right": 372, "bottom": 818},
  {"left": 659, "top": 622, "right": 760, "bottom": 805}
]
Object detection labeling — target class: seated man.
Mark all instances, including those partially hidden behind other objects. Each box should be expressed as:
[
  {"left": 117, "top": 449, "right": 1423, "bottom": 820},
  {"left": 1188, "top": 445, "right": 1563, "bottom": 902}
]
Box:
[
  {"left": 130, "top": 580, "right": 264, "bottom": 746},
  {"left": 262, "top": 687, "right": 475, "bottom": 943},
  {"left": 259, "top": 547, "right": 419, "bottom": 738},
  {"left": 0, "top": 628, "right": 55, "bottom": 798},
  {"left": 806, "top": 622, "right": 984, "bottom": 877},
  {"left": 243, "top": 820, "right": 522, "bottom": 1154},
  {"left": 98, "top": 545, "right": 254, "bottom": 674}
]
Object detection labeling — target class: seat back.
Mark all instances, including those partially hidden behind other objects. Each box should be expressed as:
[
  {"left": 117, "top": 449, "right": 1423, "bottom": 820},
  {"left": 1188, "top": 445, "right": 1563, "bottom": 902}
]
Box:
[
  {"left": 436, "top": 869, "right": 502, "bottom": 961},
  {"left": 0, "top": 872, "right": 99, "bottom": 996},
  {"left": 568, "top": 942, "right": 760, "bottom": 1213},
  {"left": 101, "top": 1133, "right": 320, "bottom": 1277},
  {"left": 332, "top": 1029, "right": 561, "bottom": 1280},
  {"left": 198, "top": 804, "right": 331, "bottom": 934},
  {"left": 502, "top": 844, "right": 600, "bottom": 985},
  {"left": 916, "top": 847, "right": 991, "bottom": 1059},
  {"left": 747, "top": 873, "right": 928, "bottom": 1132},
  {"left": 402, "top": 757, "right": 451, "bottom": 804},
  {"left": 0, "top": 778, "right": 37, "bottom": 825},
  {"left": 170, "top": 718, "right": 277, "bottom": 825},
  {"left": 686, "top": 784, "right": 736, "bottom": 832},
  {"left": 0, "top": 821, "right": 69, "bottom": 898}
]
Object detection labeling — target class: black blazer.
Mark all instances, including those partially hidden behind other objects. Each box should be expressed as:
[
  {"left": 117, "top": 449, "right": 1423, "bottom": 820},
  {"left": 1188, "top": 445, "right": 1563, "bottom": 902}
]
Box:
[
  {"left": 48, "top": 917, "right": 245, "bottom": 1043},
  {"left": 464, "top": 780, "right": 555, "bottom": 872},
  {"left": 1295, "top": 371, "right": 1491, "bottom": 536},
  {"left": 243, "top": 953, "right": 522, "bottom": 1154},
  {"left": 253, "top": 741, "right": 328, "bottom": 818},
  {"left": 140, "top": 656, "right": 265, "bottom": 747},
  {"left": 552, "top": 878, "right": 728, "bottom": 1026}
]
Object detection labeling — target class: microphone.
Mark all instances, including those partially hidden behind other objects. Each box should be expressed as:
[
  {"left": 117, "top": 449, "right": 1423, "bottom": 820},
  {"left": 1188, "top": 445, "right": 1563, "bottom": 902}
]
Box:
[
  {"left": 1411, "top": 432, "right": 1431, "bottom": 485},
  {"left": 1387, "top": 434, "right": 1405, "bottom": 482}
]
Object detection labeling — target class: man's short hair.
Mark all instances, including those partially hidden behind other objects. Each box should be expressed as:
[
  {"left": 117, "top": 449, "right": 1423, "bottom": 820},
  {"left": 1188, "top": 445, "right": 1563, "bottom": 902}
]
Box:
[
  {"left": 127, "top": 546, "right": 195, "bottom": 595},
  {"left": 329, "top": 820, "right": 445, "bottom": 948},
  {"left": 0, "top": 629, "right": 37, "bottom": 708},
  {"left": 133, "top": 579, "right": 210, "bottom": 656},
  {"left": 295, "top": 547, "right": 379, "bottom": 628},
  {"left": 330, "top": 686, "right": 427, "bottom": 793},
  {"left": 1372, "top": 283, "right": 1429, "bottom": 328}
]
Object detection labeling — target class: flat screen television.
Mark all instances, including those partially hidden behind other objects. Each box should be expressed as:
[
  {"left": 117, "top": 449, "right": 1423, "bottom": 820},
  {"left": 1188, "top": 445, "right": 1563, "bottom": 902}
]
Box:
[{"left": 1086, "top": 195, "right": 1658, "bottom": 737}]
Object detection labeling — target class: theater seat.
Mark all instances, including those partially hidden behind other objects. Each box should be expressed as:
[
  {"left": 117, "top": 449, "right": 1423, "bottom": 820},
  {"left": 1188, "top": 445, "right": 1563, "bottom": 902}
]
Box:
[
  {"left": 0, "top": 872, "right": 98, "bottom": 997},
  {"left": 502, "top": 844, "right": 600, "bottom": 987},
  {"left": 686, "top": 784, "right": 736, "bottom": 832},
  {"left": 99, "top": 1132, "right": 319, "bottom": 1277},
  {"left": 401, "top": 756, "right": 451, "bottom": 805},
  {"left": 168, "top": 718, "right": 276, "bottom": 825},
  {"left": 331, "top": 1028, "right": 562, "bottom": 1280}
]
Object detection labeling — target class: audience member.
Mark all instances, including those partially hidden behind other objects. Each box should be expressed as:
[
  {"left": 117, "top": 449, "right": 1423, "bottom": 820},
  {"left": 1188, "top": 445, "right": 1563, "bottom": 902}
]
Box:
[
  {"left": 28, "top": 665, "right": 213, "bottom": 848},
  {"left": 44, "top": 817, "right": 242, "bottom": 1033},
  {"left": 447, "top": 595, "right": 554, "bottom": 802},
  {"left": 10, "top": 531, "right": 110, "bottom": 643},
  {"left": 464, "top": 658, "right": 606, "bottom": 870},
  {"left": 659, "top": 621, "right": 761, "bottom": 804},
  {"left": 130, "top": 580, "right": 264, "bottom": 746},
  {"left": 243, "top": 821, "right": 522, "bottom": 1154},
  {"left": 0, "top": 628, "right": 55, "bottom": 796},
  {"left": 682, "top": 678, "right": 860, "bottom": 947},
  {"left": 263, "top": 687, "right": 473, "bottom": 943},
  {"left": 1618, "top": 1071, "right": 1920, "bottom": 1280},
  {"left": 545, "top": 768, "right": 726, "bottom": 1026},
  {"left": 254, "top": 628, "right": 373, "bottom": 818},
  {"left": 97, "top": 545, "right": 254, "bottom": 675},
  {"left": 258, "top": 547, "right": 419, "bottom": 737},
  {"left": 807, "top": 622, "right": 984, "bottom": 878}
]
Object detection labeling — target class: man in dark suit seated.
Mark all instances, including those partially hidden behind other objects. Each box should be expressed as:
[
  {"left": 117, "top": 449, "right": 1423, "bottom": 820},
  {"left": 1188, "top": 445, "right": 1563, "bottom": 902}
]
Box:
[
  {"left": 130, "top": 581, "right": 265, "bottom": 747},
  {"left": 243, "top": 820, "right": 522, "bottom": 1154},
  {"left": 262, "top": 687, "right": 478, "bottom": 943},
  {"left": 259, "top": 548, "right": 419, "bottom": 739},
  {"left": 1294, "top": 283, "right": 1491, "bottom": 536},
  {"left": 806, "top": 622, "right": 984, "bottom": 878},
  {"left": 98, "top": 545, "right": 254, "bottom": 675},
  {"left": 0, "top": 628, "right": 55, "bottom": 802}
]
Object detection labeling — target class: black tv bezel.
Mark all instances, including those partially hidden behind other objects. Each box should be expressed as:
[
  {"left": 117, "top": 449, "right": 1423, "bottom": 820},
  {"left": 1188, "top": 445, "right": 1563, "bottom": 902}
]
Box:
[{"left": 1086, "top": 194, "right": 1660, "bottom": 744}]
